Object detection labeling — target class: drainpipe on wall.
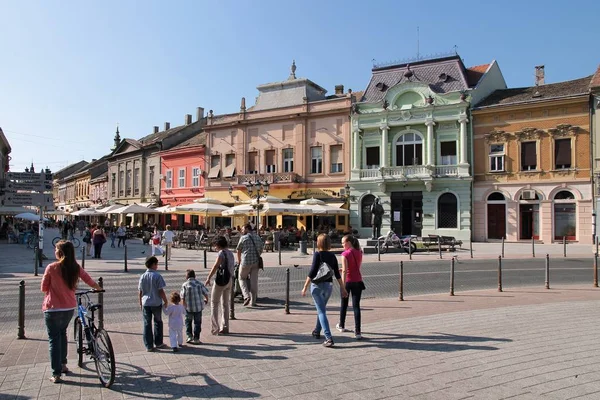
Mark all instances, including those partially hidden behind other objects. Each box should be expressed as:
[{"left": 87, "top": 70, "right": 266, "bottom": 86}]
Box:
[{"left": 469, "top": 107, "right": 475, "bottom": 244}]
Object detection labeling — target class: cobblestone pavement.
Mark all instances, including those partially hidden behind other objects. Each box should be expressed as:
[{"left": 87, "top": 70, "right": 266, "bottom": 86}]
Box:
[{"left": 0, "top": 286, "right": 599, "bottom": 399}]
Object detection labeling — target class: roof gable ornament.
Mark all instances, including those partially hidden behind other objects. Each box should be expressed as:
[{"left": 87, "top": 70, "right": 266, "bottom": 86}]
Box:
[
  {"left": 288, "top": 60, "right": 297, "bottom": 80},
  {"left": 484, "top": 130, "right": 511, "bottom": 143},
  {"left": 548, "top": 124, "right": 579, "bottom": 138},
  {"left": 515, "top": 127, "right": 545, "bottom": 141}
]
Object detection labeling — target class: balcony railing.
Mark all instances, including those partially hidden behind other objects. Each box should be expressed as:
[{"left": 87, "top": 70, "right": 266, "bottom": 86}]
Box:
[
  {"left": 236, "top": 172, "right": 300, "bottom": 184},
  {"left": 434, "top": 165, "right": 459, "bottom": 177},
  {"left": 354, "top": 165, "right": 468, "bottom": 181}
]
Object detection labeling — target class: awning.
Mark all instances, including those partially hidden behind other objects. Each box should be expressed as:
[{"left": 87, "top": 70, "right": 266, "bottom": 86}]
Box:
[
  {"left": 0, "top": 206, "right": 35, "bottom": 215},
  {"left": 207, "top": 165, "right": 221, "bottom": 179},
  {"left": 223, "top": 163, "right": 236, "bottom": 178},
  {"left": 138, "top": 202, "right": 156, "bottom": 208}
]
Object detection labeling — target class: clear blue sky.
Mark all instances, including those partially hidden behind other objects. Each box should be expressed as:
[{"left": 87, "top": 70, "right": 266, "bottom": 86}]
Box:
[{"left": 1, "top": 0, "right": 598, "bottom": 172}]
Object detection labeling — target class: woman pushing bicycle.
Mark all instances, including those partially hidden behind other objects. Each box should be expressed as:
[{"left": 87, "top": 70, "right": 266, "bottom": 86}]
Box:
[{"left": 41, "top": 240, "right": 101, "bottom": 383}]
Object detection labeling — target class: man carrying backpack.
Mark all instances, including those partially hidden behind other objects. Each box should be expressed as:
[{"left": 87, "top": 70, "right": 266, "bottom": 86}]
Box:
[{"left": 204, "top": 236, "right": 235, "bottom": 335}]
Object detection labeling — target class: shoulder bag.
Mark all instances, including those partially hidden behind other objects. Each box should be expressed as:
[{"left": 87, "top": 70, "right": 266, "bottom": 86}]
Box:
[
  {"left": 312, "top": 252, "right": 334, "bottom": 284},
  {"left": 249, "top": 235, "right": 264, "bottom": 270}
]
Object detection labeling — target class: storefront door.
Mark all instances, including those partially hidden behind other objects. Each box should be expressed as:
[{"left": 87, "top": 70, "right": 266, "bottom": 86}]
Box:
[
  {"left": 391, "top": 192, "right": 423, "bottom": 236},
  {"left": 487, "top": 204, "right": 506, "bottom": 239}
]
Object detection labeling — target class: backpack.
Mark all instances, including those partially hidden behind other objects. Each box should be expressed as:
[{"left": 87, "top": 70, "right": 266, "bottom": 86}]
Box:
[
  {"left": 215, "top": 250, "right": 231, "bottom": 286},
  {"left": 83, "top": 230, "right": 91, "bottom": 243}
]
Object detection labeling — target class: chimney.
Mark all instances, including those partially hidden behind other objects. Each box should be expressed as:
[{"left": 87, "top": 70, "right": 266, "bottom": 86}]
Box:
[
  {"left": 153, "top": 126, "right": 159, "bottom": 134},
  {"left": 164, "top": 122, "right": 170, "bottom": 131},
  {"left": 335, "top": 85, "right": 344, "bottom": 95},
  {"left": 185, "top": 114, "right": 192, "bottom": 125},
  {"left": 196, "top": 107, "right": 204, "bottom": 121},
  {"left": 535, "top": 65, "right": 545, "bottom": 86}
]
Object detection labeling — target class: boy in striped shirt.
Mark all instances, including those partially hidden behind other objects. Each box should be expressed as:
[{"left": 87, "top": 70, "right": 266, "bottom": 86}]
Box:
[{"left": 180, "top": 269, "right": 209, "bottom": 344}]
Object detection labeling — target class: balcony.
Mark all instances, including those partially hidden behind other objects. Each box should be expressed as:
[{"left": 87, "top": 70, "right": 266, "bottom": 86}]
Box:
[
  {"left": 352, "top": 165, "right": 470, "bottom": 182},
  {"left": 236, "top": 172, "right": 300, "bottom": 184}
]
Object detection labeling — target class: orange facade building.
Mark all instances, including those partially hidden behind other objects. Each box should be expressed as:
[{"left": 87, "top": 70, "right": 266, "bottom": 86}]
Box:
[{"left": 472, "top": 70, "right": 593, "bottom": 243}]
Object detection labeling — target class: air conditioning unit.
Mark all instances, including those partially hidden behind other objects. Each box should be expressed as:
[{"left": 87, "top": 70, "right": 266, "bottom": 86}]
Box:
[
  {"left": 198, "top": 169, "right": 204, "bottom": 176},
  {"left": 522, "top": 190, "right": 536, "bottom": 200}
]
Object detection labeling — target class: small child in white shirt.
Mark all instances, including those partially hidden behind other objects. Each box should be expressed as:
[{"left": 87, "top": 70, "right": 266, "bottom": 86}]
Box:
[{"left": 164, "top": 292, "right": 186, "bottom": 352}]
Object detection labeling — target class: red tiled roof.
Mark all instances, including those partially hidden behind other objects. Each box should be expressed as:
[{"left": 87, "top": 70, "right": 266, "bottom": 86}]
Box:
[
  {"left": 590, "top": 64, "right": 600, "bottom": 89},
  {"left": 468, "top": 64, "right": 490, "bottom": 74},
  {"left": 466, "top": 64, "right": 490, "bottom": 87}
]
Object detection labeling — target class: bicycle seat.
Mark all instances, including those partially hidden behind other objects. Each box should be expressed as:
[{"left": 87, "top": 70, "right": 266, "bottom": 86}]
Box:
[{"left": 88, "top": 304, "right": 102, "bottom": 312}]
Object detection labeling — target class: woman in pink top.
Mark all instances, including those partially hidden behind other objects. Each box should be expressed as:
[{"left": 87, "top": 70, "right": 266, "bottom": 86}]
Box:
[
  {"left": 336, "top": 235, "right": 365, "bottom": 340},
  {"left": 41, "top": 240, "right": 101, "bottom": 383}
]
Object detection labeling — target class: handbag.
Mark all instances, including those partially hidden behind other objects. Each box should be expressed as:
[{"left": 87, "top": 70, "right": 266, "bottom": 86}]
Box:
[
  {"left": 312, "top": 252, "right": 333, "bottom": 284},
  {"left": 215, "top": 250, "right": 231, "bottom": 286},
  {"left": 249, "top": 235, "right": 264, "bottom": 270}
]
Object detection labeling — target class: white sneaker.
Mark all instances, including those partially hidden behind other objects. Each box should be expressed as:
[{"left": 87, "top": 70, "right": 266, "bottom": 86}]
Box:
[
  {"left": 336, "top": 323, "right": 350, "bottom": 333},
  {"left": 355, "top": 333, "right": 363, "bottom": 340}
]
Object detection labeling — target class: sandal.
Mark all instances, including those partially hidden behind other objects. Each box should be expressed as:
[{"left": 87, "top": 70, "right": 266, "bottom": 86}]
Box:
[{"left": 49, "top": 376, "right": 63, "bottom": 384}]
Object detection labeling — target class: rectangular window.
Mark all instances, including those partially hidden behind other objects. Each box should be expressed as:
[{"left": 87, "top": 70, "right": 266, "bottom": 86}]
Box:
[
  {"left": 366, "top": 146, "right": 380, "bottom": 169},
  {"left": 489, "top": 144, "right": 505, "bottom": 172},
  {"left": 283, "top": 148, "right": 294, "bottom": 172},
  {"left": 165, "top": 170, "right": 172, "bottom": 189},
  {"left": 119, "top": 170, "right": 124, "bottom": 196},
  {"left": 134, "top": 168, "right": 140, "bottom": 195},
  {"left": 440, "top": 141, "right": 457, "bottom": 165},
  {"left": 265, "top": 150, "right": 276, "bottom": 173},
  {"left": 126, "top": 169, "right": 132, "bottom": 195},
  {"left": 247, "top": 151, "right": 258, "bottom": 174},
  {"left": 111, "top": 173, "right": 116, "bottom": 197},
  {"left": 178, "top": 168, "right": 186, "bottom": 188},
  {"left": 192, "top": 167, "right": 200, "bottom": 187},
  {"left": 521, "top": 141, "right": 537, "bottom": 171},
  {"left": 149, "top": 166, "right": 155, "bottom": 192},
  {"left": 208, "top": 155, "right": 221, "bottom": 179},
  {"left": 310, "top": 122, "right": 317, "bottom": 138},
  {"left": 311, "top": 146, "right": 323, "bottom": 174},
  {"left": 330, "top": 144, "right": 343, "bottom": 173},
  {"left": 224, "top": 154, "right": 236, "bottom": 178},
  {"left": 555, "top": 139, "right": 572, "bottom": 169}
]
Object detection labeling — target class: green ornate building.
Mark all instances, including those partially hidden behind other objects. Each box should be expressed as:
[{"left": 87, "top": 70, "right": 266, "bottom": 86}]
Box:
[{"left": 348, "top": 54, "right": 506, "bottom": 241}]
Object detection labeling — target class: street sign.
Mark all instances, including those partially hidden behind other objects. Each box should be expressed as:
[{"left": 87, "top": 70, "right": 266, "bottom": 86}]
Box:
[
  {"left": 3, "top": 193, "right": 52, "bottom": 206},
  {"left": 6, "top": 172, "right": 53, "bottom": 182},
  {"left": 5, "top": 181, "right": 49, "bottom": 192}
]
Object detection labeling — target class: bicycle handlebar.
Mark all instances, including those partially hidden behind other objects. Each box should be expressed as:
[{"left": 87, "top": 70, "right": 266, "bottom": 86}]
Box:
[{"left": 76, "top": 289, "right": 105, "bottom": 296}]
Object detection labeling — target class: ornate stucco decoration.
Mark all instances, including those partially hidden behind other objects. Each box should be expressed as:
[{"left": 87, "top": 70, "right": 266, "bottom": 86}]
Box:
[
  {"left": 515, "top": 127, "right": 544, "bottom": 141},
  {"left": 484, "top": 130, "right": 511, "bottom": 143},
  {"left": 548, "top": 124, "right": 579, "bottom": 138}
]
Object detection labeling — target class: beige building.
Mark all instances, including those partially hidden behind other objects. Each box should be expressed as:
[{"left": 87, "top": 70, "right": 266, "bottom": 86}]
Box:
[
  {"left": 52, "top": 160, "right": 89, "bottom": 215},
  {"left": 203, "top": 62, "right": 357, "bottom": 230}
]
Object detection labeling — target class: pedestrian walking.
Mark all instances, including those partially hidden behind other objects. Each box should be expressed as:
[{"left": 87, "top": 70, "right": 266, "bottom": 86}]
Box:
[
  {"left": 205, "top": 236, "right": 235, "bottom": 335},
  {"left": 92, "top": 226, "right": 107, "bottom": 259},
  {"left": 336, "top": 235, "right": 365, "bottom": 340},
  {"left": 162, "top": 225, "right": 175, "bottom": 260},
  {"left": 236, "top": 224, "right": 263, "bottom": 307},
  {"left": 82, "top": 225, "right": 92, "bottom": 256},
  {"left": 117, "top": 223, "right": 127, "bottom": 247},
  {"left": 181, "top": 269, "right": 209, "bottom": 344},
  {"left": 41, "top": 240, "right": 101, "bottom": 383},
  {"left": 138, "top": 256, "right": 168, "bottom": 352},
  {"left": 301, "top": 234, "right": 347, "bottom": 347},
  {"left": 77, "top": 219, "right": 85, "bottom": 237},
  {"left": 152, "top": 226, "right": 163, "bottom": 256},
  {"left": 109, "top": 227, "right": 116, "bottom": 248},
  {"left": 164, "top": 292, "right": 186, "bottom": 352}
]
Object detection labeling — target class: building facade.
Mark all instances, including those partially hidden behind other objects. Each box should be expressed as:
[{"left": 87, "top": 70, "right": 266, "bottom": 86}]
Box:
[
  {"left": 0, "top": 127, "right": 11, "bottom": 210},
  {"left": 107, "top": 110, "right": 206, "bottom": 224},
  {"left": 472, "top": 70, "right": 593, "bottom": 243},
  {"left": 203, "top": 62, "right": 355, "bottom": 229},
  {"left": 348, "top": 55, "right": 506, "bottom": 241},
  {"left": 90, "top": 172, "right": 108, "bottom": 206},
  {"left": 67, "top": 156, "right": 110, "bottom": 211},
  {"left": 590, "top": 66, "right": 600, "bottom": 235},
  {"left": 159, "top": 134, "right": 206, "bottom": 228},
  {"left": 52, "top": 160, "right": 89, "bottom": 215}
]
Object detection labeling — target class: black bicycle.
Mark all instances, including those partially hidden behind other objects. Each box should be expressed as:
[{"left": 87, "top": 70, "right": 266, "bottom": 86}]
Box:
[{"left": 73, "top": 289, "right": 115, "bottom": 388}]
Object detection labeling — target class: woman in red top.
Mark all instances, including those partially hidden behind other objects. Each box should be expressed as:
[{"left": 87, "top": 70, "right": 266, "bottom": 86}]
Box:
[
  {"left": 41, "top": 240, "right": 101, "bottom": 383},
  {"left": 336, "top": 235, "right": 365, "bottom": 339}
]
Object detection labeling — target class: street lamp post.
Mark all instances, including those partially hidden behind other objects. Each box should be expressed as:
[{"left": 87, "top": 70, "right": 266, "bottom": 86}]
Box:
[{"left": 231, "top": 180, "right": 270, "bottom": 229}]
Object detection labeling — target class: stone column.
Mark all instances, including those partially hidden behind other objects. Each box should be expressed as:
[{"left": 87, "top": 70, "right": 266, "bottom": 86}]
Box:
[
  {"left": 352, "top": 129, "right": 360, "bottom": 170},
  {"left": 380, "top": 125, "right": 389, "bottom": 168},
  {"left": 425, "top": 121, "right": 435, "bottom": 166},
  {"left": 459, "top": 117, "right": 469, "bottom": 165}
]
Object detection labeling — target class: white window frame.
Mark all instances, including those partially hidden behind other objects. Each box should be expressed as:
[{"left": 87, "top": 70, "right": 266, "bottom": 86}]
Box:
[
  {"left": 166, "top": 169, "right": 173, "bottom": 189},
  {"left": 330, "top": 144, "right": 343, "bottom": 173},
  {"left": 266, "top": 164, "right": 276, "bottom": 173},
  {"left": 310, "top": 146, "right": 323, "bottom": 174},
  {"left": 439, "top": 140, "right": 457, "bottom": 166},
  {"left": 192, "top": 167, "right": 200, "bottom": 187},
  {"left": 283, "top": 148, "right": 294, "bottom": 172},
  {"left": 178, "top": 168, "right": 186, "bottom": 188},
  {"left": 489, "top": 143, "right": 505, "bottom": 172}
]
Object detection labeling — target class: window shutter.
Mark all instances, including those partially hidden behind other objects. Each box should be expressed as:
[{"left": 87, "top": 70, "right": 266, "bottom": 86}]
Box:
[
  {"left": 248, "top": 152, "right": 257, "bottom": 173},
  {"left": 521, "top": 142, "right": 536, "bottom": 169},
  {"left": 265, "top": 150, "right": 275, "bottom": 165},
  {"left": 330, "top": 145, "right": 342, "bottom": 164},
  {"left": 441, "top": 141, "right": 457, "bottom": 156},
  {"left": 555, "top": 139, "right": 571, "bottom": 167}
]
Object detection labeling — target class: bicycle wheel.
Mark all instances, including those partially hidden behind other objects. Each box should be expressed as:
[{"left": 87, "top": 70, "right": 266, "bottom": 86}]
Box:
[
  {"left": 94, "top": 329, "right": 115, "bottom": 388},
  {"left": 376, "top": 239, "right": 388, "bottom": 254},
  {"left": 73, "top": 317, "right": 83, "bottom": 367},
  {"left": 26, "top": 236, "right": 34, "bottom": 249},
  {"left": 71, "top": 238, "right": 81, "bottom": 248},
  {"left": 52, "top": 237, "right": 61, "bottom": 247}
]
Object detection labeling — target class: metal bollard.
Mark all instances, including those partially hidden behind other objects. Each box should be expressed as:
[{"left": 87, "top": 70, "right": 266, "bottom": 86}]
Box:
[
  {"left": 545, "top": 254, "right": 550, "bottom": 289},
  {"left": 450, "top": 257, "right": 455, "bottom": 296},
  {"left": 408, "top": 237, "right": 412, "bottom": 260},
  {"left": 203, "top": 249, "right": 208, "bottom": 269},
  {"left": 399, "top": 261, "right": 404, "bottom": 301},
  {"left": 124, "top": 245, "right": 128, "bottom": 272},
  {"left": 377, "top": 239, "right": 381, "bottom": 261},
  {"left": 501, "top": 237, "right": 505, "bottom": 259},
  {"left": 438, "top": 239, "right": 442, "bottom": 260},
  {"left": 33, "top": 246, "right": 39, "bottom": 276},
  {"left": 532, "top": 236, "right": 535, "bottom": 258},
  {"left": 17, "top": 280, "right": 25, "bottom": 339},
  {"left": 278, "top": 241, "right": 282, "bottom": 266},
  {"left": 470, "top": 240, "right": 473, "bottom": 258},
  {"left": 165, "top": 246, "right": 169, "bottom": 271},
  {"left": 285, "top": 268, "right": 290, "bottom": 314},
  {"left": 98, "top": 277, "right": 104, "bottom": 330},
  {"left": 596, "top": 236, "right": 599, "bottom": 258},
  {"left": 563, "top": 236, "right": 567, "bottom": 258},
  {"left": 497, "top": 255, "right": 503, "bottom": 292},
  {"left": 38, "top": 247, "right": 43, "bottom": 274},
  {"left": 229, "top": 278, "right": 236, "bottom": 320},
  {"left": 594, "top": 252, "right": 598, "bottom": 288},
  {"left": 81, "top": 247, "right": 86, "bottom": 269}
]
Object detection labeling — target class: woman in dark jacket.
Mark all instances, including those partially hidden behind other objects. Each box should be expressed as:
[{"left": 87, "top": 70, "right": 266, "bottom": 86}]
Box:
[
  {"left": 301, "top": 234, "right": 348, "bottom": 347},
  {"left": 92, "top": 227, "right": 107, "bottom": 259}
]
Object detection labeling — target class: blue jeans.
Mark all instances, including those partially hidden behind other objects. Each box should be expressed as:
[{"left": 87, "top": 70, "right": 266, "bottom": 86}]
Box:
[
  {"left": 185, "top": 311, "right": 202, "bottom": 340},
  {"left": 142, "top": 305, "right": 164, "bottom": 349},
  {"left": 45, "top": 310, "right": 74, "bottom": 377},
  {"left": 311, "top": 282, "right": 333, "bottom": 340}
]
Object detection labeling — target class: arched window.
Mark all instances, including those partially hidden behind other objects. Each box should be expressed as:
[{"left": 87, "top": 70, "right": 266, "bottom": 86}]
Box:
[
  {"left": 395, "top": 133, "right": 423, "bottom": 166},
  {"left": 554, "top": 190, "right": 575, "bottom": 200},
  {"left": 554, "top": 190, "right": 576, "bottom": 240},
  {"left": 487, "top": 192, "right": 505, "bottom": 201},
  {"left": 361, "top": 194, "right": 376, "bottom": 228},
  {"left": 438, "top": 193, "right": 458, "bottom": 228}
]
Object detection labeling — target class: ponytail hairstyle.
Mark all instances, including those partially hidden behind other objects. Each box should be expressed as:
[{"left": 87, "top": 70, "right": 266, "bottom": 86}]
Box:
[
  {"left": 55, "top": 240, "right": 80, "bottom": 290},
  {"left": 342, "top": 234, "right": 361, "bottom": 251}
]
